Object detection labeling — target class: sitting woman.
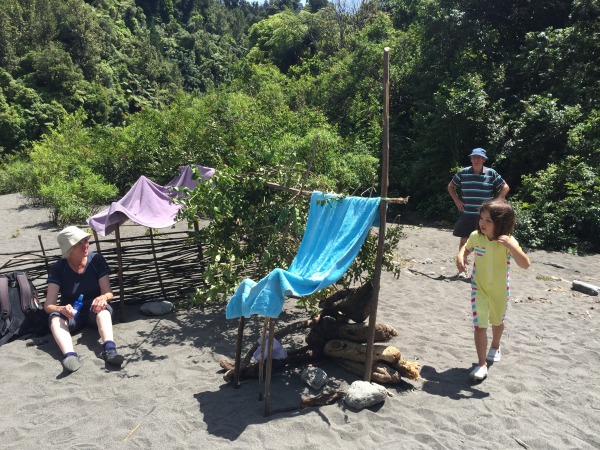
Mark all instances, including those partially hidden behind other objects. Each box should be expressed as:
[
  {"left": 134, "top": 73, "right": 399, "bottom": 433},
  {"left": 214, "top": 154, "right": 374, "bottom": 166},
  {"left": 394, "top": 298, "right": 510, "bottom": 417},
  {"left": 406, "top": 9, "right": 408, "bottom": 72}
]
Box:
[{"left": 44, "top": 226, "right": 124, "bottom": 373}]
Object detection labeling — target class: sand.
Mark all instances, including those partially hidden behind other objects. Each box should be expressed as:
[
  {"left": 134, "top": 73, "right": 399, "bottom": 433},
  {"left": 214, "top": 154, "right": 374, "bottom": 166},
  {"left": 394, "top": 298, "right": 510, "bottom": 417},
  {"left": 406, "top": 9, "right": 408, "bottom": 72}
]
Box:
[{"left": 0, "top": 193, "right": 599, "bottom": 449}]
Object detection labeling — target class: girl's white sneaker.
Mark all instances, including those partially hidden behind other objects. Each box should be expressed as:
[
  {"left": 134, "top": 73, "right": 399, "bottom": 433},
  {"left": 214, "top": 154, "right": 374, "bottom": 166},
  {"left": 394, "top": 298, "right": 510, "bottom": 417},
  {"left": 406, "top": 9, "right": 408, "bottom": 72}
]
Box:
[
  {"left": 486, "top": 347, "right": 501, "bottom": 362},
  {"left": 469, "top": 365, "right": 488, "bottom": 381}
]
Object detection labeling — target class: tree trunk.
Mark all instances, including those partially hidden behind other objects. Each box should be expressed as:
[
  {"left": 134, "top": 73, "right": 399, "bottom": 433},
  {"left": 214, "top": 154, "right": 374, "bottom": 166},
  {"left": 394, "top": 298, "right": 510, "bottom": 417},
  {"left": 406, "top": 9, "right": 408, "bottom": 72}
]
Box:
[{"left": 319, "top": 281, "right": 373, "bottom": 323}]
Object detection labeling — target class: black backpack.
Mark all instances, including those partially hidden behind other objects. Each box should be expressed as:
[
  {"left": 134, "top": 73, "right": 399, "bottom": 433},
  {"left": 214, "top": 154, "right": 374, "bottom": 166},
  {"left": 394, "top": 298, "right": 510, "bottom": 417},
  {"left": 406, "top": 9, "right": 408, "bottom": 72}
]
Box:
[{"left": 0, "top": 271, "right": 48, "bottom": 346}]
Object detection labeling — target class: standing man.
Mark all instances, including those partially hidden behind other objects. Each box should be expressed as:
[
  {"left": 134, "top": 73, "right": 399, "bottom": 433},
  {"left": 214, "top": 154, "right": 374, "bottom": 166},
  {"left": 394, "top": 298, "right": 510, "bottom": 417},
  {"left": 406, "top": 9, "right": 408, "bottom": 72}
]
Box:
[{"left": 447, "top": 148, "right": 510, "bottom": 248}]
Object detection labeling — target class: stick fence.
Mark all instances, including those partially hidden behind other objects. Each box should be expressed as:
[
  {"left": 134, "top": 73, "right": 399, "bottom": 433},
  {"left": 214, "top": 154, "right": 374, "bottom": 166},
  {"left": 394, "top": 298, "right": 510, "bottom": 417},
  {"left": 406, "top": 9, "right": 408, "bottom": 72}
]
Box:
[{"left": 0, "top": 230, "right": 209, "bottom": 311}]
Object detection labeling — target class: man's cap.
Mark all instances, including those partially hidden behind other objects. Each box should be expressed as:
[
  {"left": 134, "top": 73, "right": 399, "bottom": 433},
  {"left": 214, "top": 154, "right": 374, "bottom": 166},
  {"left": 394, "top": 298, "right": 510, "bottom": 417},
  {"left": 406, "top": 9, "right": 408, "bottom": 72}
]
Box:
[
  {"left": 57, "top": 226, "right": 91, "bottom": 258},
  {"left": 469, "top": 148, "right": 487, "bottom": 159}
]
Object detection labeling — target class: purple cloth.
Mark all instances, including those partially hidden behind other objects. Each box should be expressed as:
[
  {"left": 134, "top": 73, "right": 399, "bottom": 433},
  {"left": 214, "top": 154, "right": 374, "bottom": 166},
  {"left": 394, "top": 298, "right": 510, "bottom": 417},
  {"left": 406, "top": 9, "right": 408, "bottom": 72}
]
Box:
[
  {"left": 87, "top": 166, "right": 214, "bottom": 236},
  {"left": 167, "top": 165, "right": 215, "bottom": 192}
]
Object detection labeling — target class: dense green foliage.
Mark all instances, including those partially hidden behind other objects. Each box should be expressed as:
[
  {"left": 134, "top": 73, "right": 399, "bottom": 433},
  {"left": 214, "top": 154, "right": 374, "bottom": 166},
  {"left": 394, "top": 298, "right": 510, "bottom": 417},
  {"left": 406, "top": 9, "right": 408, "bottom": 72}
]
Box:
[
  {"left": 515, "top": 156, "right": 600, "bottom": 253},
  {"left": 0, "top": 0, "right": 264, "bottom": 152},
  {"left": 1, "top": 0, "right": 600, "bottom": 254},
  {"left": 17, "top": 110, "right": 118, "bottom": 224}
]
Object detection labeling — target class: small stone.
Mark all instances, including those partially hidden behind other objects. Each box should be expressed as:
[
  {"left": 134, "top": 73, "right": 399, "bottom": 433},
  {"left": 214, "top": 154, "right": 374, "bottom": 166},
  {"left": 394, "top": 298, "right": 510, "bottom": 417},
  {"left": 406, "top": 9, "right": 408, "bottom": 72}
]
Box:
[
  {"left": 301, "top": 366, "right": 328, "bottom": 390},
  {"left": 140, "top": 300, "right": 174, "bottom": 316},
  {"left": 344, "top": 380, "right": 388, "bottom": 410}
]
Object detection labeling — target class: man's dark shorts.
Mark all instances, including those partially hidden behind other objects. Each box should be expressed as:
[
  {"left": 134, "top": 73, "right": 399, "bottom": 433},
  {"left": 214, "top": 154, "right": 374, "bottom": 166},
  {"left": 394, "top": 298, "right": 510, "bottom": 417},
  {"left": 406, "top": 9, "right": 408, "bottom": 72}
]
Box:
[
  {"left": 453, "top": 213, "right": 479, "bottom": 238},
  {"left": 48, "top": 304, "right": 114, "bottom": 333}
]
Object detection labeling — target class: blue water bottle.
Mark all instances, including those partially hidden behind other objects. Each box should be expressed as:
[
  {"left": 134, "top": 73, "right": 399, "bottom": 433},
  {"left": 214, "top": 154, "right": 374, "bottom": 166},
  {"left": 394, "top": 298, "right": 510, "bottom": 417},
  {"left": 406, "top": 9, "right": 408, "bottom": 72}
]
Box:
[{"left": 73, "top": 294, "right": 84, "bottom": 319}]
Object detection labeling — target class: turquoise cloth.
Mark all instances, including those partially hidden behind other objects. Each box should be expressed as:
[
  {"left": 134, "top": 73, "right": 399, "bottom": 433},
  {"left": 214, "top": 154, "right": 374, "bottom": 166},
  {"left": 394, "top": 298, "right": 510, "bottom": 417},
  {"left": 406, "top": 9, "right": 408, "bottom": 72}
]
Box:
[{"left": 226, "top": 192, "right": 381, "bottom": 319}]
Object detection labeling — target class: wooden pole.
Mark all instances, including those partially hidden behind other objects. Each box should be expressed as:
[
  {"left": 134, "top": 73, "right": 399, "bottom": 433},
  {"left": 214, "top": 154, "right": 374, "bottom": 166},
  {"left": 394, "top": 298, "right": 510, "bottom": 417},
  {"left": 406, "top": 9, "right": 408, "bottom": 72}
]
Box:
[
  {"left": 115, "top": 225, "right": 126, "bottom": 322},
  {"left": 149, "top": 228, "right": 168, "bottom": 301},
  {"left": 258, "top": 317, "right": 269, "bottom": 400},
  {"left": 233, "top": 316, "right": 245, "bottom": 388},
  {"left": 193, "top": 220, "right": 204, "bottom": 261},
  {"left": 263, "top": 318, "right": 276, "bottom": 416},
  {"left": 364, "top": 47, "right": 390, "bottom": 381},
  {"left": 37, "top": 235, "right": 50, "bottom": 274},
  {"left": 264, "top": 181, "right": 407, "bottom": 204},
  {"left": 193, "top": 220, "right": 206, "bottom": 287},
  {"left": 92, "top": 230, "right": 102, "bottom": 254}
]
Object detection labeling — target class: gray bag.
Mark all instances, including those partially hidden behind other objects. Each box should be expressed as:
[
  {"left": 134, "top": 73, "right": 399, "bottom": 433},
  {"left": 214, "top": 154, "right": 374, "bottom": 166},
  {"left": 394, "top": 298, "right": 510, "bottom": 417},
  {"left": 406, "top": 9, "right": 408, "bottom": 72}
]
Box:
[{"left": 0, "top": 271, "right": 47, "bottom": 345}]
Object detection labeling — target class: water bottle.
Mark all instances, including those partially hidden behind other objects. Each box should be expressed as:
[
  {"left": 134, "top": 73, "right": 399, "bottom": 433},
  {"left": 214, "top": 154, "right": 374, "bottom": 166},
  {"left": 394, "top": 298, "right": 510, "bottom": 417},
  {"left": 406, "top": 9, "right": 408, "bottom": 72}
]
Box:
[{"left": 73, "top": 294, "right": 84, "bottom": 319}]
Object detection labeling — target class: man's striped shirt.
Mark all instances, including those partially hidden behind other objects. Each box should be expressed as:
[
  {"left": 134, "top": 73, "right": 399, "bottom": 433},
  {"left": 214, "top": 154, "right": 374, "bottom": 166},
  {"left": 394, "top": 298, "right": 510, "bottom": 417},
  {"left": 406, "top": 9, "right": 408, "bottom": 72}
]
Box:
[{"left": 452, "top": 167, "right": 506, "bottom": 215}]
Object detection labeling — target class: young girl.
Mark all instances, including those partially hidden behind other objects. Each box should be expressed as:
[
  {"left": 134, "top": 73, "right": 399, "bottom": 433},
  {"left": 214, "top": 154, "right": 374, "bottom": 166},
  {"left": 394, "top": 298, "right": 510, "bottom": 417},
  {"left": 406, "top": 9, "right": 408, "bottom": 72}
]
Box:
[{"left": 456, "top": 199, "right": 530, "bottom": 381}]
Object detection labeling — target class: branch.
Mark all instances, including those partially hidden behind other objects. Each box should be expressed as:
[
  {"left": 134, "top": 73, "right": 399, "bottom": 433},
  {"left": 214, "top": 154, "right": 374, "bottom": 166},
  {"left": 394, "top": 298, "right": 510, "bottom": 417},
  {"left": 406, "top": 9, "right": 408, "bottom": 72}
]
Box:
[{"left": 264, "top": 181, "right": 410, "bottom": 204}]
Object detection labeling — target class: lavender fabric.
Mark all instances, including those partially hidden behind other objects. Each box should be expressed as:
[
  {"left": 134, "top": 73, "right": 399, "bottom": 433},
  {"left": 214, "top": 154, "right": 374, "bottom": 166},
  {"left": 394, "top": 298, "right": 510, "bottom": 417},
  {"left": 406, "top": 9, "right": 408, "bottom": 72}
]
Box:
[
  {"left": 167, "top": 165, "right": 215, "bottom": 192},
  {"left": 87, "top": 165, "right": 214, "bottom": 236}
]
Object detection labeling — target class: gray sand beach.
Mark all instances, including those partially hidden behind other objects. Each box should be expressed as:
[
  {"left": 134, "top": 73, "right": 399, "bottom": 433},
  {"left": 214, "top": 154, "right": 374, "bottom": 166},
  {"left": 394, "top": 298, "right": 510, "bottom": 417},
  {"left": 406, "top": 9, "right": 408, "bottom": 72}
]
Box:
[{"left": 1, "top": 193, "right": 599, "bottom": 449}]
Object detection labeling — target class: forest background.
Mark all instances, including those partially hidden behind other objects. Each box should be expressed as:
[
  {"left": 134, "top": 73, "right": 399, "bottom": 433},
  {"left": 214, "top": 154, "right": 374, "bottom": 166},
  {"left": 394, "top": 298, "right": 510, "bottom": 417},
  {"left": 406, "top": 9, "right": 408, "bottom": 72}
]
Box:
[{"left": 1, "top": 0, "right": 599, "bottom": 264}]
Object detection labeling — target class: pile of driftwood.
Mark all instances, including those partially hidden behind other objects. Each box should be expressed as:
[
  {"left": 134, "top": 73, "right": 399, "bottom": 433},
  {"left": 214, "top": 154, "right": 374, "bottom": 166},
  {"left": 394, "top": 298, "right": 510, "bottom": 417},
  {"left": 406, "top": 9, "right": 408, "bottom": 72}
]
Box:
[{"left": 221, "top": 281, "right": 421, "bottom": 384}]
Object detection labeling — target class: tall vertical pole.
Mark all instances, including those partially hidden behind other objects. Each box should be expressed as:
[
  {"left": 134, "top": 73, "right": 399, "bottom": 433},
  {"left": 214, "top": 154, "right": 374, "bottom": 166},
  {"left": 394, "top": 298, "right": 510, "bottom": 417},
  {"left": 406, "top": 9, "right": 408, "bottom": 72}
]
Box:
[
  {"left": 258, "top": 317, "right": 269, "bottom": 400},
  {"left": 364, "top": 47, "right": 390, "bottom": 381},
  {"left": 193, "top": 220, "right": 206, "bottom": 287},
  {"left": 263, "top": 318, "right": 276, "bottom": 417},
  {"left": 233, "top": 316, "right": 245, "bottom": 388},
  {"left": 115, "top": 224, "right": 126, "bottom": 322}
]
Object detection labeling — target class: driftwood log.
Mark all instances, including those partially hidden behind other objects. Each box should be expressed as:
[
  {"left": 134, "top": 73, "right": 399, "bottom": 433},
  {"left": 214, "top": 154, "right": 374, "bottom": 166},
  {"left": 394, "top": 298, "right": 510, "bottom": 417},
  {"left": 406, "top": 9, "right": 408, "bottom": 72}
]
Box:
[
  {"left": 331, "top": 357, "right": 423, "bottom": 383},
  {"left": 238, "top": 318, "right": 319, "bottom": 370},
  {"left": 267, "top": 391, "right": 347, "bottom": 416},
  {"left": 306, "top": 317, "right": 398, "bottom": 354},
  {"left": 221, "top": 347, "right": 315, "bottom": 383},
  {"left": 325, "top": 340, "right": 421, "bottom": 382},
  {"left": 333, "top": 358, "right": 403, "bottom": 384},
  {"left": 324, "top": 339, "right": 401, "bottom": 364}
]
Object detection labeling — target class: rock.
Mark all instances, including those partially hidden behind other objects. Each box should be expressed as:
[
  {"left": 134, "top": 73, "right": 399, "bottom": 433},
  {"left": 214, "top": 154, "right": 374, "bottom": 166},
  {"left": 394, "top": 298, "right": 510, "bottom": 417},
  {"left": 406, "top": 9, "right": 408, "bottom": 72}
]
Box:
[
  {"left": 571, "top": 281, "right": 599, "bottom": 296},
  {"left": 344, "top": 380, "right": 388, "bottom": 410},
  {"left": 301, "top": 366, "right": 328, "bottom": 390},
  {"left": 140, "top": 300, "right": 174, "bottom": 316}
]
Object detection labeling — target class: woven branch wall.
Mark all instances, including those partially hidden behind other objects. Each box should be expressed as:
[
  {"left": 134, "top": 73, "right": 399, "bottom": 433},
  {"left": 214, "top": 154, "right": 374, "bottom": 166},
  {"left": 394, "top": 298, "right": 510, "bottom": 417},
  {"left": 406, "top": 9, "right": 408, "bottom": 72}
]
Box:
[{"left": 0, "top": 230, "right": 207, "bottom": 304}]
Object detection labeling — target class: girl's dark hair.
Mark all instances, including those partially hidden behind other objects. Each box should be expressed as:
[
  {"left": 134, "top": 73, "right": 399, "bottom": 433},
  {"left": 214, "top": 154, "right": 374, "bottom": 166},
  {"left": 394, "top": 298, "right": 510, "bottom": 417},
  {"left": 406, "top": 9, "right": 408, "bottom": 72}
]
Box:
[{"left": 477, "top": 199, "right": 516, "bottom": 239}]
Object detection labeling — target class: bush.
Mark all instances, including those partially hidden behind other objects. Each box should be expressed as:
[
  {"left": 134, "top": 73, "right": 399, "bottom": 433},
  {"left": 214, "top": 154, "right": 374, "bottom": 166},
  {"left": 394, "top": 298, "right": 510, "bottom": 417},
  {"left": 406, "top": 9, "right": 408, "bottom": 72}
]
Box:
[
  {"left": 514, "top": 156, "right": 600, "bottom": 253},
  {"left": 38, "top": 168, "right": 117, "bottom": 225},
  {"left": 0, "top": 157, "right": 30, "bottom": 194},
  {"left": 24, "top": 110, "right": 118, "bottom": 224}
]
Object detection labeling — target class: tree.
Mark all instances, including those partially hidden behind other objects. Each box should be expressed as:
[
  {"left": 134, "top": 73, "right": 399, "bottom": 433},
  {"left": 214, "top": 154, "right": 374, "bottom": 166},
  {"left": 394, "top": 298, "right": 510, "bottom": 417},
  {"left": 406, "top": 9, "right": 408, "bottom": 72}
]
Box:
[{"left": 248, "top": 9, "right": 311, "bottom": 72}]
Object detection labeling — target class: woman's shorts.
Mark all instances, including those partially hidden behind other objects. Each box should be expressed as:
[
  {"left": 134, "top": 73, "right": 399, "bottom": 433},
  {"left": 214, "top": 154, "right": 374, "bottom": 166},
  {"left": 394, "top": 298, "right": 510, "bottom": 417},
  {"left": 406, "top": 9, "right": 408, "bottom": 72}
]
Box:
[{"left": 48, "top": 304, "right": 114, "bottom": 333}]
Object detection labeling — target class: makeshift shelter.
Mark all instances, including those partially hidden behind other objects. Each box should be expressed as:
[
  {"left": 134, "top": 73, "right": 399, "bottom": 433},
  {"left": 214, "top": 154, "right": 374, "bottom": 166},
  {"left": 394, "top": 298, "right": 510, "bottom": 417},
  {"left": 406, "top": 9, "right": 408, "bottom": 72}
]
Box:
[
  {"left": 87, "top": 165, "right": 215, "bottom": 319},
  {"left": 226, "top": 48, "right": 396, "bottom": 416}
]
